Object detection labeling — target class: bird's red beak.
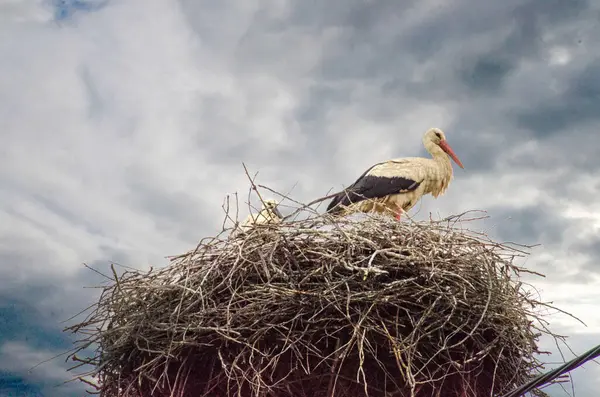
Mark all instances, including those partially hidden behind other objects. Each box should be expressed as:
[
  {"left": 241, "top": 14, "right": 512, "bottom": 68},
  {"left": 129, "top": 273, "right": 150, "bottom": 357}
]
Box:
[{"left": 439, "top": 140, "right": 464, "bottom": 169}]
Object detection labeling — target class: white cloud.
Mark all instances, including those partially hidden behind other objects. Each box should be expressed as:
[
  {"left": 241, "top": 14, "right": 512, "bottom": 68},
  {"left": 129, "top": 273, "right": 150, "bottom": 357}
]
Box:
[
  {"left": 0, "top": 0, "right": 241, "bottom": 280},
  {"left": 0, "top": 0, "right": 51, "bottom": 24}
]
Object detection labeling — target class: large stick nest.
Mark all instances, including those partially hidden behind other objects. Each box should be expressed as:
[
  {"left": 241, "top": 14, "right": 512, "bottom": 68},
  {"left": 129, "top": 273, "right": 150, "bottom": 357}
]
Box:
[{"left": 65, "top": 190, "right": 565, "bottom": 397}]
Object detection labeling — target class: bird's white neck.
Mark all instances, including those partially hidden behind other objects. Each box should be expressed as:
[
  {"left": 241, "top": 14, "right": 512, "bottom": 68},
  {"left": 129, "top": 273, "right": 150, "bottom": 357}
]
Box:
[
  {"left": 424, "top": 140, "right": 450, "bottom": 165},
  {"left": 423, "top": 140, "right": 453, "bottom": 196}
]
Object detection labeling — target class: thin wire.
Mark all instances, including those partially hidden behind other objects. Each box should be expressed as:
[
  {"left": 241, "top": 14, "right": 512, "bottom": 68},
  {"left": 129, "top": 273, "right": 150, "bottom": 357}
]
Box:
[{"left": 499, "top": 343, "right": 600, "bottom": 397}]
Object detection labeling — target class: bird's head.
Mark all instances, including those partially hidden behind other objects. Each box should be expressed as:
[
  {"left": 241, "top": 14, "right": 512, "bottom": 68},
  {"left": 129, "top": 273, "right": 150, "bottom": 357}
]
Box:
[
  {"left": 262, "top": 199, "right": 283, "bottom": 218},
  {"left": 423, "top": 128, "right": 464, "bottom": 169}
]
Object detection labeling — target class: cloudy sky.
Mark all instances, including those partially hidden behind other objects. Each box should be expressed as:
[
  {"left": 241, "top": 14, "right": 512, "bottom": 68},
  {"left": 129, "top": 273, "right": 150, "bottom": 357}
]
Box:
[{"left": 1, "top": 0, "right": 600, "bottom": 395}]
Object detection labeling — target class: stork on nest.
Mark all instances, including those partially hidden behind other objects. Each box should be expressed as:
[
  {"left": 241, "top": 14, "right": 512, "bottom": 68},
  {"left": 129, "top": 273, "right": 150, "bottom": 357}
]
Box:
[
  {"left": 62, "top": 192, "right": 572, "bottom": 397},
  {"left": 326, "top": 128, "right": 465, "bottom": 221}
]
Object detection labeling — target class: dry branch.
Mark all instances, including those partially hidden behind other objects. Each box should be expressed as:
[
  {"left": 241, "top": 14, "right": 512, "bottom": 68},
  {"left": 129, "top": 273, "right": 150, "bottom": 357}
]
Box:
[{"left": 64, "top": 186, "right": 567, "bottom": 397}]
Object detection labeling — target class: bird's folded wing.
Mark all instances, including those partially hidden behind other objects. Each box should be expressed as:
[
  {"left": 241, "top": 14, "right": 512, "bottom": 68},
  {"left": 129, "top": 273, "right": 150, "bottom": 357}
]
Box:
[
  {"left": 347, "top": 174, "right": 420, "bottom": 201},
  {"left": 328, "top": 173, "right": 421, "bottom": 212}
]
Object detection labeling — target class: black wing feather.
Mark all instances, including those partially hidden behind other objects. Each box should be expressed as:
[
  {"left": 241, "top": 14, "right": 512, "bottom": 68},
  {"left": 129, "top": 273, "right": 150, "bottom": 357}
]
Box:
[{"left": 326, "top": 163, "right": 420, "bottom": 214}]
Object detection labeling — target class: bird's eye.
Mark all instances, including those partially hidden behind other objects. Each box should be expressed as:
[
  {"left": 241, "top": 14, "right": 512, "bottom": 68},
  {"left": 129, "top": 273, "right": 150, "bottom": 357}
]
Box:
[{"left": 435, "top": 132, "right": 441, "bottom": 139}]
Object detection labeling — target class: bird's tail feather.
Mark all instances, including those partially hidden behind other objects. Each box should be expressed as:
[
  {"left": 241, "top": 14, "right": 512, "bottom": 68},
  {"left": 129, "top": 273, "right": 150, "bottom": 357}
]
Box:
[
  {"left": 326, "top": 190, "right": 357, "bottom": 215},
  {"left": 326, "top": 194, "right": 343, "bottom": 214}
]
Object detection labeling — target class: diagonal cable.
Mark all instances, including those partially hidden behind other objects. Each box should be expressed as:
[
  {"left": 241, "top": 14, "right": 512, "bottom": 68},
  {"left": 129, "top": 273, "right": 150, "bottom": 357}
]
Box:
[{"left": 499, "top": 343, "right": 600, "bottom": 397}]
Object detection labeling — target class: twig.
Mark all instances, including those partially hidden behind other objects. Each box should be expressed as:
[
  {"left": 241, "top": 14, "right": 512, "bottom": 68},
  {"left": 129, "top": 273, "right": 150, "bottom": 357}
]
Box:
[{"left": 58, "top": 182, "right": 571, "bottom": 397}]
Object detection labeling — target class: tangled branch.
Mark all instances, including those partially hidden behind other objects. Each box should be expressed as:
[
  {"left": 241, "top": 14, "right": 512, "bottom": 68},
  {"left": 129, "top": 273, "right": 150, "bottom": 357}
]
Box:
[{"left": 63, "top": 185, "right": 569, "bottom": 397}]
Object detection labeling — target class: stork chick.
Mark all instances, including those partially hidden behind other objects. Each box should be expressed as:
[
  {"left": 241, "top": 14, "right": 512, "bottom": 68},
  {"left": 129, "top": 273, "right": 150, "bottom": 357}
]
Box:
[
  {"left": 239, "top": 199, "right": 284, "bottom": 232},
  {"left": 326, "top": 128, "right": 464, "bottom": 221}
]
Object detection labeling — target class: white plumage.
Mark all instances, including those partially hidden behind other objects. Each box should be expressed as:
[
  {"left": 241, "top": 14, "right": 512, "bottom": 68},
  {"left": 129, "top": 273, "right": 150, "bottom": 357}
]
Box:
[
  {"left": 326, "top": 128, "right": 464, "bottom": 221},
  {"left": 238, "top": 199, "right": 283, "bottom": 232}
]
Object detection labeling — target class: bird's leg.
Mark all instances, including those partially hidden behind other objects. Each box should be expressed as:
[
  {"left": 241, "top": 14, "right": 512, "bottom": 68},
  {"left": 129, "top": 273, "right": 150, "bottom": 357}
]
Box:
[{"left": 394, "top": 206, "right": 405, "bottom": 221}]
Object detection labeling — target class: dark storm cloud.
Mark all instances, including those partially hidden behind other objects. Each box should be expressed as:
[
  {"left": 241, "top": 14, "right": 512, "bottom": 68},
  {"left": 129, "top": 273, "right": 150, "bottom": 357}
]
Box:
[
  {"left": 575, "top": 234, "right": 600, "bottom": 259},
  {"left": 459, "top": 56, "right": 516, "bottom": 94},
  {"left": 0, "top": 255, "right": 115, "bottom": 396},
  {"left": 176, "top": 0, "right": 599, "bottom": 179},
  {"left": 0, "top": 293, "right": 74, "bottom": 357},
  {"left": 308, "top": 0, "right": 589, "bottom": 86},
  {"left": 294, "top": 84, "right": 353, "bottom": 127},
  {"left": 284, "top": 0, "right": 418, "bottom": 31},
  {"left": 290, "top": 84, "right": 358, "bottom": 169},
  {"left": 0, "top": 373, "right": 44, "bottom": 397},
  {"left": 0, "top": 233, "right": 135, "bottom": 326},
  {"left": 482, "top": 204, "right": 600, "bottom": 284},
  {"left": 289, "top": 0, "right": 598, "bottom": 175},
  {"left": 487, "top": 204, "right": 567, "bottom": 246},
  {"left": 566, "top": 232, "right": 600, "bottom": 279},
  {"left": 0, "top": 262, "right": 95, "bottom": 325},
  {"left": 513, "top": 59, "right": 600, "bottom": 136},
  {"left": 0, "top": 285, "right": 87, "bottom": 396},
  {"left": 457, "top": 0, "right": 589, "bottom": 93},
  {"left": 438, "top": 2, "right": 597, "bottom": 171}
]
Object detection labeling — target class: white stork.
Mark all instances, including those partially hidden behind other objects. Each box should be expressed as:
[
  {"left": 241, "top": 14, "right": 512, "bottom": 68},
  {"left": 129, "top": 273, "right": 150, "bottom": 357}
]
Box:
[
  {"left": 239, "top": 199, "right": 284, "bottom": 232},
  {"left": 326, "top": 128, "right": 464, "bottom": 221}
]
